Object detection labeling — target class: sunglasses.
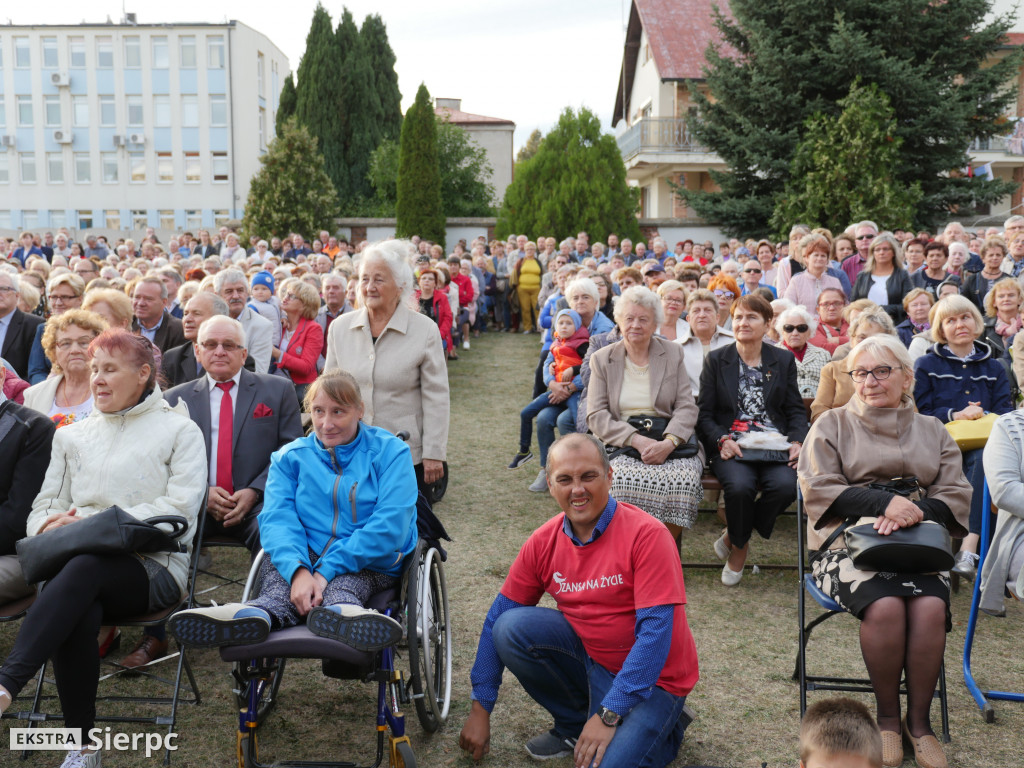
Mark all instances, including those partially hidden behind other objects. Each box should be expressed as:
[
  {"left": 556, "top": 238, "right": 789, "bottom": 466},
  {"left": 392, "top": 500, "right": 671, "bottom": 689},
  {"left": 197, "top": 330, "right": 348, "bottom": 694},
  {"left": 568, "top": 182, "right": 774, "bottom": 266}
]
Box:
[
  {"left": 743, "top": 268, "right": 762, "bottom": 273},
  {"left": 783, "top": 324, "right": 809, "bottom": 333},
  {"left": 856, "top": 234, "right": 875, "bottom": 240},
  {"left": 713, "top": 289, "right": 735, "bottom": 299}
]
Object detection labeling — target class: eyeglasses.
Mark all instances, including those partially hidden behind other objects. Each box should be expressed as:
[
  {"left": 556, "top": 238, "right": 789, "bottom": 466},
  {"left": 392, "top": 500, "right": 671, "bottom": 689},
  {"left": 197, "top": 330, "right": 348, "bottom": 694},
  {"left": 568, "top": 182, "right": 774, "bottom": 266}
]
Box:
[
  {"left": 847, "top": 366, "right": 893, "bottom": 383},
  {"left": 48, "top": 293, "right": 79, "bottom": 303},
  {"left": 783, "top": 324, "right": 809, "bottom": 333},
  {"left": 0, "top": 286, "right": 17, "bottom": 294},
  {"left": 743, "top": 268, "right": 762, "bottom": 274},
  {"left": 818, "top": 301, "right": 844, "bottom": 309},
  {"left": 856, "top": 234, "right": 876, "bottom": 240},
  {"left": 199, "top": 340, "right": 243, "bottom": 352},
  {"left": 56, "top": 337, "right": 94, "bottom": 350},
  {"left": 713, "top": 289, "right": 735, "bottom": 299}
]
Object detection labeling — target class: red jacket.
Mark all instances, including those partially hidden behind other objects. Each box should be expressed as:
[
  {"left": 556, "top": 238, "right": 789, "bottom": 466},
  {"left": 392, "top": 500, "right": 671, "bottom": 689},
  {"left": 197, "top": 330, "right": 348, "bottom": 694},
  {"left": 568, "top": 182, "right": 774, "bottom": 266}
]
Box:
[
  {"left": 416, "top": 290, "right": 453, "bottom": 350},
  {"left": 450, "top": 273, "right": 474, "bottom": 308},
  {"left": 277, "top": 317, "right": 324, "bottom": 385}
]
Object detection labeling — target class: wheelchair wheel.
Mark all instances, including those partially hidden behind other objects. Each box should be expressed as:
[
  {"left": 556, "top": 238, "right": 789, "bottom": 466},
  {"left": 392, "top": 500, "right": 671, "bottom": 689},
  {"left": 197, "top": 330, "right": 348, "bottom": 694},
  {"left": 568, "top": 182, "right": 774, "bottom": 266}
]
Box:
[
  {"left": 426, "top": 462, "right": 449, "bottom": 503},
  {"left": 407, "top": 545, "right": 452, "bottom": 731},
  {"left": 232, "top": 657, "right": 287, "bottom": 724}
]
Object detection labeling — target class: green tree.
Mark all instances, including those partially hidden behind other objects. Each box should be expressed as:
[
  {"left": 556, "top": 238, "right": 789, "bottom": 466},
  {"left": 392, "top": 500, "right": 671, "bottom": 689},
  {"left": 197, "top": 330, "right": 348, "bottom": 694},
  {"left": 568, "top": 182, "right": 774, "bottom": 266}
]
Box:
[
  {"left": 369, "top": 119, "right": 495, "bottom": 217},
  {"left": 275, "top": 74, "right": 296, "bottom": 139},
  {"left": 771, "top": 81, "right": 922, "bottom": 234},
  {"left": 293, "top": 4, "right": 347, "bottom": 198},
  {"left": 336, "top": 9, "right": 382, "bottom": 207},
  {"left": 242, "top": 119, "right": 340, "bottom": 240},
  {"left": 515, "top": 129, "right": 543, "bottom": 164},
  {"left": 396, "top": 84, "right": 445, "bottom": 246},
  {"left": 361, "top": 14, "right": 403, "bottom": 142},
  {"left": 497, "top": 107, "right": 640, "bottom": 241},
  {"left": 683, "top": 0, "right": 1021, "bottom": 236}
]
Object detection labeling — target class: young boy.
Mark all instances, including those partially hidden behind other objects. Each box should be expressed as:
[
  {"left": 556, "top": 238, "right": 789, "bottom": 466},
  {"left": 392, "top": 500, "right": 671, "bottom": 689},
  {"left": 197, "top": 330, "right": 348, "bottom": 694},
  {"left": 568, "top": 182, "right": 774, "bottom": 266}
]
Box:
[
  {"left": 799, "top": 698, "right": 883, "bottom": 768},
  {"left": 509, "top": 309, "right": 589, "bottom": 472},
  {"left": 248, "top": 271, "right": 282, "bottom": 346}
]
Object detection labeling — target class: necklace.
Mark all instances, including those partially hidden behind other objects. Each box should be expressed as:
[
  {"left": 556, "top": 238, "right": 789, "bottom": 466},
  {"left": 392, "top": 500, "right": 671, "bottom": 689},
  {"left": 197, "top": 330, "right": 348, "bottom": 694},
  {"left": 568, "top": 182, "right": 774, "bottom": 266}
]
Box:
[{"left": 57, "top": 379, "right": 88, "bottom": 408}]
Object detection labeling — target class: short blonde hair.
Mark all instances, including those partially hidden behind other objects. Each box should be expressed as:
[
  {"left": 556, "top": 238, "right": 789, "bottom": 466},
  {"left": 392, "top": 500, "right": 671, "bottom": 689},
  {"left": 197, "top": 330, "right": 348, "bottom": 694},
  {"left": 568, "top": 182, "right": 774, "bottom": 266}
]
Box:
[
  {"left": 613, "top": 285, "right": 665, "bottom": 326},
  {"left": 304, "top": 369, "right": 363, "bottom": 413},
  {"left": 843, "top": 298, "right": 879, "bottom": 323},
  {"left": 929, "top": 295, "right": 984, "bottom": 344},
  {"left": 901, "top": 287, "right": 934, "bottom": 313},
  {"left": 983, "top": 277, "right": 1024, "bottom": 318},
  {"left": 47, "top": 272, "right": 86, "bottom": 298},
  {"left": 686, "top": 287, "right": 719, "bottom": 313},
  {"left": 280, "top": 277, "right": 320, "bottom": 320},
  {"left": 41, "top": 309, "right": 109, "bottom": 370},
  {"left": 848, "top": 333, "right": 914, "bottom": 383},
  {"left": 82, "top": 288, "right": 134, "bottom": 327},
  {"left": 656, "top": 279, "right": 686, "bottom": 300}
]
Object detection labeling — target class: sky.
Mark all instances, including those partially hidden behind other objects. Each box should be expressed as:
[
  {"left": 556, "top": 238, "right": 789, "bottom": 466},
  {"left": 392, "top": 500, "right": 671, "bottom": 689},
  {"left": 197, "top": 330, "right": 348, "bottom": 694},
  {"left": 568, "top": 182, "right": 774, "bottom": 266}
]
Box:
[{"left": 9, "top": 1, "right": 631, "bottom": 153}]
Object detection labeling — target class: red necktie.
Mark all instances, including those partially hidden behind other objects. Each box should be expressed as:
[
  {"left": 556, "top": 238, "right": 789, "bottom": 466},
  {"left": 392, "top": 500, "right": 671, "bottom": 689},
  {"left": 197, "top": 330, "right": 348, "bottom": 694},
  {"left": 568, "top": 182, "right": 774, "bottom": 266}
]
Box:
[{"left": 215, "top": 381, "right": 235, "bottom": 493}]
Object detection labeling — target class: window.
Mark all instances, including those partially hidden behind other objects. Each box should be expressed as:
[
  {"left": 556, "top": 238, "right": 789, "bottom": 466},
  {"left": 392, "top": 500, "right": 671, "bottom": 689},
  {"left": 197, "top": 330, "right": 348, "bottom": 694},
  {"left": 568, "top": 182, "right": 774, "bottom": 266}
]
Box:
[
  {"left": 47, "top": 153, "right": 64, "bottom": 183},
  {"left": 181, "top": 96, "right": 199, "bottom": 127},
  {"left": 99, "top": 95, "right": 115, "bottom": 127},
  {"left": 96, "top": 37, "right": 113, "bottom": 69},
  {"left": 153, "top": 96, "right": 171, "bottom": 128},
  {"left": 105, "top": 209, "right": 121, "bottom": 230},
  {"left": 212, "top": 152, "right": 229, "bottom": 182},
  {"left": 14, "top": 37, "right": 30, "bottom": 68},
  {"left": 49, "top": 210, "right": 67, "bottom": 229},
  {"left": 0, "top": 211, "right": 11, "bottom": 228},
  {"left": 74, "top": 153, "right": 91, "bottom": 183},
  {"left": 213, "top": 210, "right": 230, "bottom": 227},
  {"left": 185, "top": 210, "right": 202, "bottom": 229},
  {"left": 41, "top": 37, "right": 58, "bottom": 69},
  {"left": 69, "top": 37, "right": 86, "bottom": 68},
  {"left": 17, "top": 96, "right": 33, "bottom": 127},
  {"left": 44, "top": 96, "right": 61, "bottom": 128},
  {"left": 124, "top": 36, "right": 141, "bottom": 68},
  {"left": 22, "top": 210, "right": 39, "bottom": 230},
  {"left": 179, "top": 36, "right": 196, "bottom": 68},
  {"left": 157, "top": 152, "right": 173, "bottom": 182},
  {"left": 152, "top": 37, "right": 169, "bottom": 68},
  {"left": 72, "top": 97, "right": 88, "bottom": 128},
  {"left": 257, "top": 53, "right": 265, "bottom": 95},
  {"left": 20, "top": 153, "right": 36, "bottom": 184},
  {"left": 127, "top": 96, "right": 143, "bottom": 127},
  {"left": 258, "top": 107, "right": 265, "bottom": 149},
  {"left": 0, "top": 154, "right": 9, "bottom": 184},
  {"left": 77, "top": 210, "right": 94, "bottom": 230},
  {"left": 210, "top": 95, "right": 227, "bottom": 126},
  {"left": 101, "top": 153, "right": 118, "bottom": 183},
  {"left": 208, "top": 36, "right": 225, "bottom": 69},
  {"left": 0, "top": 96, "right": 4, "bottom": 129},
  {"left": 159, "top": 210, "right": 175, "bottom": 230},
  {"left": 184, "top": 152, "right": 200, "bottom": 182},
  {"left": 129, "top": 152, "right": 145, "bottom": 182},
  {"left": 132, "top": 210, "right": 148, "bottom": 230}
]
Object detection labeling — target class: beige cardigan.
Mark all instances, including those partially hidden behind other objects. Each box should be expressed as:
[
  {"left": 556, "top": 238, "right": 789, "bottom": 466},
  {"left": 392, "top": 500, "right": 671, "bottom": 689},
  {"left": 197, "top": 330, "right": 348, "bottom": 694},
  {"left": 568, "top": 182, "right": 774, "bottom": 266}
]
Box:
[
  {"left": 586, "top": 335, "right": 701, "bottom": 457},
  {"left": 22, "top": 374, "right": 64, "bottom": 415},
  {"left": 324, "top": 302, "right": 449, "bottom": 465}
]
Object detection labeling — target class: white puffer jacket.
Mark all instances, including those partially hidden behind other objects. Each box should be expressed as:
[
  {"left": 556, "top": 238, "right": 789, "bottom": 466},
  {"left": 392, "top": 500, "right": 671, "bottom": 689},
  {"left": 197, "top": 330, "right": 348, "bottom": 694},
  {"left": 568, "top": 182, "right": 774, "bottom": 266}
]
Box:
[{"left": 27, "top": 386, "right": 208, "bottom": 595}]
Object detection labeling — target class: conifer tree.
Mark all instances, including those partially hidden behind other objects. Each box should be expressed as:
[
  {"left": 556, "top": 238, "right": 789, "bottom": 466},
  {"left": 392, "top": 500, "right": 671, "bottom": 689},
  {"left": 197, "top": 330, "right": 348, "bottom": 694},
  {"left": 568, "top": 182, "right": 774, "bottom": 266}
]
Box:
[
  {"left": 497, "top": 108, "right": 639, "bottom": 241},
  {"left": 396, "top": 84, "right": 445, "bottom": 247},
  {"left": 515, "top": 129, "right": 543, "bottom": 164},
  {"left": 337, "top": 9, "right": 382, "bottom": 205},
  {"left": 275, "top": 74, "right": 296, "bottom": 139},
  {"left": 361, "top": 14, "right": 403, "bottom": 142}
]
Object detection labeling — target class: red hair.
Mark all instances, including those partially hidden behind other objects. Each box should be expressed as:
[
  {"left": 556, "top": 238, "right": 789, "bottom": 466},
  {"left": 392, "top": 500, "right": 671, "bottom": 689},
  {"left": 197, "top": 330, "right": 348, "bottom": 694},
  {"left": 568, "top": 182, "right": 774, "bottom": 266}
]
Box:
[{"left": 88, "top": 329, "right": 156, "bottom": 389}]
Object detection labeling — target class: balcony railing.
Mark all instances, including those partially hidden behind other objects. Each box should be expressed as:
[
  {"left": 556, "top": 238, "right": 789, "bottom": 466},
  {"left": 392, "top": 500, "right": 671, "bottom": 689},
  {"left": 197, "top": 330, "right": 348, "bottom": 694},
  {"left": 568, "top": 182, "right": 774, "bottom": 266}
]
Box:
[
  {"left": 617, "top": 118, "right": 709, "bottom": 161},
  {"left": 969, "top": 135, "right": 1024, "bottom": 155}
]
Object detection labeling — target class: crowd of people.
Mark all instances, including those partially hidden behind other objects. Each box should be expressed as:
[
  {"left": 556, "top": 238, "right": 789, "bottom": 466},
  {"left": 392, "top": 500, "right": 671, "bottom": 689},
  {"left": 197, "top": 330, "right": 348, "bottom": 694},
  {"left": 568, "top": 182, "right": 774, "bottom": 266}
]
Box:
[{"left": 1, "top": 218, "right": 1023, "bottom": 768}]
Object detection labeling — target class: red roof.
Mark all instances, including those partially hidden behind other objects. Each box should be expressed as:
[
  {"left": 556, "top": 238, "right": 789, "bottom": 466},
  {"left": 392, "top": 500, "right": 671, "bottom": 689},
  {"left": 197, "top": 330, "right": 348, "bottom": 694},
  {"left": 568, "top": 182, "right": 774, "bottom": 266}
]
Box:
[
  {"left": 1004, "top": 32, "right": 1024, "bottom": 47},
  {"left": 434, "top": 107, "right": 514, "bottom": 127}
]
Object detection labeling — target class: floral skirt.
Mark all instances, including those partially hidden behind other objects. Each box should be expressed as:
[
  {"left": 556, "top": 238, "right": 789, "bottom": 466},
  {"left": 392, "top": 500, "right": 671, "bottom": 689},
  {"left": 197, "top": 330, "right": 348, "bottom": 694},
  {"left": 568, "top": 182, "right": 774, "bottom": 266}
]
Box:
[
  {"left": 812, "top": 549, "right": 952, "bottom": 632},
  {"left": 609, "top": 454, "right": 704, "bottom": 529}
]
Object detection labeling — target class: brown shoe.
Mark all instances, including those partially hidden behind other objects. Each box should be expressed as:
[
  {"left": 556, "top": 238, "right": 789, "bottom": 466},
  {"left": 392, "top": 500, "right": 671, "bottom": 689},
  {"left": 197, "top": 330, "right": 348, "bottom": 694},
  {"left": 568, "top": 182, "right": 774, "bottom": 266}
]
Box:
[
  {"left": 881, "top": 730, "right": 903, "bottom": 767},
  {"left": 121, "top": 635, "right": 168, "bottom": 669},
  {"left": 903, "top": 719, "right": 948, "bottom": 768}
]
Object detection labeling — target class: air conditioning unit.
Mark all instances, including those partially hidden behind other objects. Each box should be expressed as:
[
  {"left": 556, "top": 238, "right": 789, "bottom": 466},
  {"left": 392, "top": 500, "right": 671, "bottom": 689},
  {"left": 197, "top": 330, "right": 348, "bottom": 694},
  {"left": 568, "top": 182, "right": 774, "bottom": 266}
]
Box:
[
  {"left": 113, "top": 135, "right": 126, "bottom": 147},
  {"left": 53, "top": 129, "right": 73, "bottom": 144},
  {"left": 50, "top": 72, "right": 70, "bottom": 87},
  {"left": 0, "top": 135, "right": 14, "bottom": 149},
  {"left": 127, "top": 132, "right": 145, "bottom": 145}
]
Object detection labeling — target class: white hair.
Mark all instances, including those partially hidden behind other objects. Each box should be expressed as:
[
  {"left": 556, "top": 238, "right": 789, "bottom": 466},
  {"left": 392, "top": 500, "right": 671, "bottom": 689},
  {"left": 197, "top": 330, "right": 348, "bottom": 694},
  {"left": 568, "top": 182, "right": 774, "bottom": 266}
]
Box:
[
  {"left": 213, "top": 268, "right": 248, "bottom": 293},
  {"left": 565, "top": 276, "right": 599, "bottom": 303},
  {"left": 613, "top": 285, "right": 665, "bottom": 326},
  {"left": 775, "top": 305, "right": 818, "bottom": 336},
  {"left": 359, "top": 239, "right": 415, "bottom": 302}
]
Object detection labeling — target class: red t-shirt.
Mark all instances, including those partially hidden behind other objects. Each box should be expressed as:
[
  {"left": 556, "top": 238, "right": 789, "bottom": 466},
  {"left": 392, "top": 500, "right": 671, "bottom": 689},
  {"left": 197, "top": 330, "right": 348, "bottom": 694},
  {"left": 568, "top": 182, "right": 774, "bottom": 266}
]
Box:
[{"left": 500, "top": 502, "right": 699, "bottom": 697}]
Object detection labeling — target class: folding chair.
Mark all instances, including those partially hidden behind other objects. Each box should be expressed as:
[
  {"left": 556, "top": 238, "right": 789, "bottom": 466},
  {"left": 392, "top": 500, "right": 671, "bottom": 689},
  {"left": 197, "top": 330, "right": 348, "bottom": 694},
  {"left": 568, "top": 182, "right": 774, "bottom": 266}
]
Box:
[
  {"left": 962, "top": 480, "right": 1024, "bottom": 722},
  {"left": 794, "top": 489, "right": 951, "bottom": 742}
]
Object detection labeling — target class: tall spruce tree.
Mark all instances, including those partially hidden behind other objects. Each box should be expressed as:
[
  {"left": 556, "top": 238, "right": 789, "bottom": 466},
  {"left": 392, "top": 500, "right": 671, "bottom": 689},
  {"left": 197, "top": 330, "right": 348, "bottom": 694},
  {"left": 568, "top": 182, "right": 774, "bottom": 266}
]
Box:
[
  {"left": 337, "top": 9, "right": 382, "bottom": 206},
  {"left": 361, "top": 14, "right": 403, "bottom": 142},
  {"left": 294, "top": 4, "right": 348, "bottom": 200},
  {"left": 684, "top": 0, "right": 1021, "bottom": 236},
  {"left": 497, "top": 107, "right": 640, "bottom": 241},
  {"left": 396, "top": 84, "right": 445, "bottom": 247},
  {"left": 275, "top": 74, "right": 297, "bottom": 139}
]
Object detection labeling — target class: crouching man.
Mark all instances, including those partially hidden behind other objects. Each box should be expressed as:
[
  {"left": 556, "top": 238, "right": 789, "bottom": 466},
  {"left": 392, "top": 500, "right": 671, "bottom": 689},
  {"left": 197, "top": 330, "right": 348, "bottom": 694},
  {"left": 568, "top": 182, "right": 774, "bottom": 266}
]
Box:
[{"left": 459, "top": 433, "right": 699, "bottom": 767}]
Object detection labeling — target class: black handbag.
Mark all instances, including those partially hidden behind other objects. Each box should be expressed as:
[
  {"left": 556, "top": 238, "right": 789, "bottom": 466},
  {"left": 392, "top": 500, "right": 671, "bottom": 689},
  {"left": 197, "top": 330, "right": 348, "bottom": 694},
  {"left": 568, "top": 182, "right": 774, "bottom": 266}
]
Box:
[
  {"left": 16, "top": 506, "right": 190, "bottom": 584},
  {"left": 605, "top": 416, "right": 700, "bottom": 461}
]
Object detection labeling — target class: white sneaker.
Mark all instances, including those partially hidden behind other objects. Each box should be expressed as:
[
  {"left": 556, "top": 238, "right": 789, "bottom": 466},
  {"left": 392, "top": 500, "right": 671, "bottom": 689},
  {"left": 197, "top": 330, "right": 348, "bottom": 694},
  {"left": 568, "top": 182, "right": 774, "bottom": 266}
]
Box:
[
  {"left": 463, "top": 340, "right": 470, "bottom": 350},
  {"left": 167, "top": 603, "right": 270, "bottom": 648},
  {"left": 721, "top": 564, "right": 743, "bottom": 586},
  {"left": 60, "top": 749, "right": 102, "bottom": 768},
  {"left": 308, "top": 604, "right": 403, "bottom": 651},
  {"left": 713, "top": 531, "right": 730, "bottom": 561}
]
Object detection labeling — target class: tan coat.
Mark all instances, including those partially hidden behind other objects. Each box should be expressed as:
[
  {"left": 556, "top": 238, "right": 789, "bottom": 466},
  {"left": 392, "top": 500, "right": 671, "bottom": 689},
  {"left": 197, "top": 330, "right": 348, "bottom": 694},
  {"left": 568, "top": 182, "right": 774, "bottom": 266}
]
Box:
[
  {"left": 324, "top": 303, "right": 449, "bottom": 465},
  {"left": 810, "top": 359, "right": 854, "bottom": 423},
  {"left": 586, "top": 335, "right": 701, "bottom": 458},
  {"left": 798, "top": 394, "right": 970, "bottom": 552}
]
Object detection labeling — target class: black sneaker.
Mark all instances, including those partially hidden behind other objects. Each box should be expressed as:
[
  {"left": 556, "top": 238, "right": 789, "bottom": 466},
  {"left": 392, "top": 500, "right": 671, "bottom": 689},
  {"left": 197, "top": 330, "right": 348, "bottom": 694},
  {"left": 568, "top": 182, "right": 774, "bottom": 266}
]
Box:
[
  {"left": 508, "top": 450, "right": 534, "bottom": 470},
  {"left": 525, "top": 730, "right": 576, "bottom": 761}
]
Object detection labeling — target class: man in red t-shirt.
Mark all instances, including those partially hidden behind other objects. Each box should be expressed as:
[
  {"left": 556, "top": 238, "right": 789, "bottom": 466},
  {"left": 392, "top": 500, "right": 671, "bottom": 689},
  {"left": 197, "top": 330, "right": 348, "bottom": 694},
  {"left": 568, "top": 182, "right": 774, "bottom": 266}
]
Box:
[{"left": 459, "top": 434, "right": 699, "bottom": 767}]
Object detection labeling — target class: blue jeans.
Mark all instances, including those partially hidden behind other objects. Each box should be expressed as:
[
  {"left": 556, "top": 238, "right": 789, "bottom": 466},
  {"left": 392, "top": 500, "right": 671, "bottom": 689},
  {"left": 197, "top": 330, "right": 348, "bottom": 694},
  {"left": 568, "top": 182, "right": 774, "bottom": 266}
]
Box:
[
  {"left": 556, "top": 393, "right": 579, "bottom": 436},
  {"left": 519, "top": 394, "right": 566, "bottom": 467},
  {"left": 963, "top": 447, "right": 985, "bottom": 534},
  {"left": 492, "top": 607, "right": 689, "bottom": 768}
]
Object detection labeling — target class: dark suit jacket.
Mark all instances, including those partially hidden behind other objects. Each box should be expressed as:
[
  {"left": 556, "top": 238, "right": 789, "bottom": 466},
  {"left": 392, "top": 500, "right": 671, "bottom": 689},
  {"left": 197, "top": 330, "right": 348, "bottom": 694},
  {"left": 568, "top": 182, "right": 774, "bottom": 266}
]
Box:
[
  {"left": 0, "top": 399, "right": 55, "bottom": 554},
  {"left": 160, "top": 341, "right": 258, "bottom": 389},
  {"left": 193, "top": 244, "right": 218, "bottom": 258},
  {"left": 163, "top": 369, "right": 303, "bottom": 510},
  {"left": 1, "top": 309, "right": 45, "bottom": 380},
  {"left": 696, "top": 341, "right": 809, "bottom": 458},
  {"left": 132, "top": 310, "right": 186, "bottom": 354},
  {"left": 850, "top": 268, "right": 914, "bottom": 323}
]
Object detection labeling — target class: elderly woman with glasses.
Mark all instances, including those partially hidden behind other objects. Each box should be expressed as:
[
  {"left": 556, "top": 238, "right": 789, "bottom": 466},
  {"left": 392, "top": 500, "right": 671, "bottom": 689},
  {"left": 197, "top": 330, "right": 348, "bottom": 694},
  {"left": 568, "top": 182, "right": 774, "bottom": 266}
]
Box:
[
  {"left": 850, "top": 234, "right": 914, "bottom": 323},
  {"left": 656, "top": 280, "right": 690, "bottom": 341},
  {"left": 27, "top": 273, "right": 87, "bottom": 384},
  {"left": 776, "top": 306, "right": 831, "bottom": 399},
  {"left": 809, "top": 288, "right": 849, "bottom": 354}
]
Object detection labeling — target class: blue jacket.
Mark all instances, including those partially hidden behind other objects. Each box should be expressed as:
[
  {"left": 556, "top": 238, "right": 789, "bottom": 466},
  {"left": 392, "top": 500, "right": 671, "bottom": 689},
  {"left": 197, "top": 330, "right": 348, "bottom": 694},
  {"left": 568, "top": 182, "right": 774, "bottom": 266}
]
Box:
[
  {"left": 913, "top": 341, "right": 1013, "bottom": 423},
  {"left": 258, "top": 424, "right": 418, "bottom": 585}
]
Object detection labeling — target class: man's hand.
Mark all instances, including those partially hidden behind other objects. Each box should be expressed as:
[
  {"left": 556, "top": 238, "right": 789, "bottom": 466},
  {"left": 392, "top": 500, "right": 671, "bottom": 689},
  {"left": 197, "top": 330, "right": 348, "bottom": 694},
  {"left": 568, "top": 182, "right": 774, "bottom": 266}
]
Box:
[
  {"left": 206, "top": 486, "right": 234, "bottom": 521},
  {"left": 547, "top": 382, "right": 571, "bottom": 404},
  {"left": 290, "top": 568, "right": 323, "bottom": 616},
  {"left": 222, "top": 488, "right": 259, "bottom": 528},
  {"left": 574, "top": 714, "right": 615, "bottom": 768},
  {"left": 458, "top": 700, "right": 491, "bottom": 762},
  {"left": 422, "top": 459, "right": 444, "bottom": 485}
]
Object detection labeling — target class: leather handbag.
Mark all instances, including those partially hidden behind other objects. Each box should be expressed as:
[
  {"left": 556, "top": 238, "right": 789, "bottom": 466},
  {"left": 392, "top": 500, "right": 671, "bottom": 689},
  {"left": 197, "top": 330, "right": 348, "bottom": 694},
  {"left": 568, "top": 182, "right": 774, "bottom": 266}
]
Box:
[
  {"left": 16, "top": 507, "right": 189, "bottom": 584},
  {"left": 944, "top": 413, "right": 998, "bottom": 451},
  {"left": 605, "top": 416, "right": 700, "bottom": 461},
  {"left": 844, "top": 519, "right": 954, "bottom": 573}
]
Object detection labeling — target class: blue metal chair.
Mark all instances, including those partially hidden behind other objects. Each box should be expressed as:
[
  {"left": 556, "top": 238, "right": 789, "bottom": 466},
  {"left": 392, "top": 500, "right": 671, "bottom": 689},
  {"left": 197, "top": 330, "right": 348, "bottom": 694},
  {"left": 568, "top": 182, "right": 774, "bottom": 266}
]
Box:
[{"left": 961, "top": 480, "right": 1024, "bottom": 722}]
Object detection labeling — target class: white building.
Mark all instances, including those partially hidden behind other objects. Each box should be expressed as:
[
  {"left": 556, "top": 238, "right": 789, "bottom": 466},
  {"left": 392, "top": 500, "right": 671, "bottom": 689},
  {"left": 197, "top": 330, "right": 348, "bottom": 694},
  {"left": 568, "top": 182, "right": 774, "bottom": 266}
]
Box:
[
  {"left": 0, "top": 19, "right": 288, "bottom": 238},
  {"left": 434, "top": 98, "right": 514, "bottom": 207}
]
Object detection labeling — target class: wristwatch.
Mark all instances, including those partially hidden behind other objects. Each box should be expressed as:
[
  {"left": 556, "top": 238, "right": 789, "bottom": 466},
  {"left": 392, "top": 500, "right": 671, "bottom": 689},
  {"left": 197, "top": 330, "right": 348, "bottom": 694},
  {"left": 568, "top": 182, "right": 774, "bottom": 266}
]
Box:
[
  {"left": 665, "top": 433, "right": 682, "bottom": 448},
  {"left": 598, "top": 706, "right": 623, "bottom": 727}
]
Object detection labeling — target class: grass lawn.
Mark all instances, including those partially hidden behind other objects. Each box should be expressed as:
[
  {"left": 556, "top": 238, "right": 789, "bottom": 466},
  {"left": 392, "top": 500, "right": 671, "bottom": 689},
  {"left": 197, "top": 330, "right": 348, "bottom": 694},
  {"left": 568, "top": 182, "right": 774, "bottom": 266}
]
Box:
[{"left": 2, "top": 329, "right": 1022, "bottom": 767}]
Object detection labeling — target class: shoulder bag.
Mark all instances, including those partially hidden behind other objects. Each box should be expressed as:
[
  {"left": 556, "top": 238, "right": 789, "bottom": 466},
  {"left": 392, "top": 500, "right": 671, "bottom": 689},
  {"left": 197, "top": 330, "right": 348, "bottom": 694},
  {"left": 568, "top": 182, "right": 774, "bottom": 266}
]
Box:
[{"left": 605, "top": 415, "right": 700, "bottom": 461}]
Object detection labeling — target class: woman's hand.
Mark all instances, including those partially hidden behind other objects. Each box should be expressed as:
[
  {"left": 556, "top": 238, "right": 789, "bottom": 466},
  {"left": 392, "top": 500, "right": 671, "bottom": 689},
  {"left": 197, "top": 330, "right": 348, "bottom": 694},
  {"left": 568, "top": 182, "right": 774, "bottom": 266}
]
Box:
[
  {"left": 954, "top": 401, "right": 984, "bottom": 420},
  {"left": 875, "top": 496, "right": 924, "bottom": 535},
  {"left": 290, "top": 567, "right": 323, "bottom": 616},
  {"left": 40, "top": 509, "right": 79, "bottom": 533},
  {"left": 719, "top": 438, "right": 743, "bottom": 460},
  {"left": 637, "top": 437, "right": 675, "bottom": 465},
  {"left": 422, "top": 459, "right": 444, "bottom": 485}
]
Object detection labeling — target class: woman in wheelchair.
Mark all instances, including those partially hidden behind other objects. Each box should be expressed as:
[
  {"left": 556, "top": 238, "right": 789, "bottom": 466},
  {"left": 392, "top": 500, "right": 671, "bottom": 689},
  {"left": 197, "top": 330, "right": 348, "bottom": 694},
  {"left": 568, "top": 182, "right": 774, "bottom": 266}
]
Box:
[
  {"left": 799, "top": 335, "right": 971, "bottom": 768},
  {"left": 169, "top": 369, "right": 419, "bottom": 652}
]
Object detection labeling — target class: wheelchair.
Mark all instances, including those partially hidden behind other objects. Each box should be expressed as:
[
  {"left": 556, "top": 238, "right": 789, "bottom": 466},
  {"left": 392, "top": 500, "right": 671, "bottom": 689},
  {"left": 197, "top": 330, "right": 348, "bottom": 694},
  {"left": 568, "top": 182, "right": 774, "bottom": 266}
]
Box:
[{"left": 217, "top": 496, "right": 452, "bottom": 768}]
